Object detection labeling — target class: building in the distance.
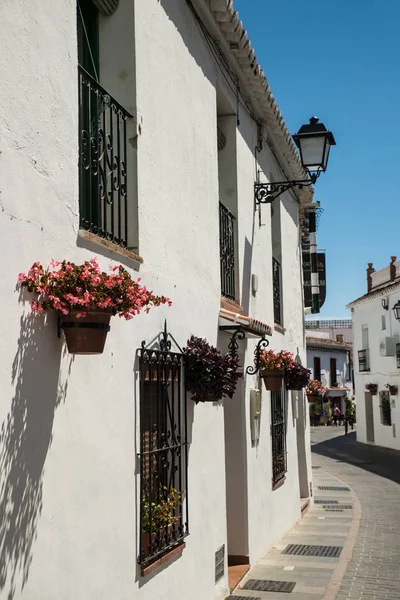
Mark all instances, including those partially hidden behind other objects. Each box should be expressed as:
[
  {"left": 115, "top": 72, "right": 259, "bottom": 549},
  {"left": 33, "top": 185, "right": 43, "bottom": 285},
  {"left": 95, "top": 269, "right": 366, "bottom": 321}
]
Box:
[
  {"left": 305, "top": 318, "right": 353, "bottom": 344},
  {"left": 306, "top": 330, "right": 353, "bottom": 415},
  {"left": 347, "top": 256, "right": 400, "bottom": 450}
]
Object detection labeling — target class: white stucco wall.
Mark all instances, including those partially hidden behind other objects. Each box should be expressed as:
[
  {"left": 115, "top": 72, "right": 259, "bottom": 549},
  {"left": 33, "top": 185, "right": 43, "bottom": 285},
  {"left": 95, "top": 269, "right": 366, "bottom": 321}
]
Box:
[
  {"left": 352, "top": 291, "right": 400, "bottom": 450},
  {"left": 306, "top": 348, "right": 351, "bottom": 390},
  {"left": 0, "top": 0, "right": 311, "bottom": 598}
]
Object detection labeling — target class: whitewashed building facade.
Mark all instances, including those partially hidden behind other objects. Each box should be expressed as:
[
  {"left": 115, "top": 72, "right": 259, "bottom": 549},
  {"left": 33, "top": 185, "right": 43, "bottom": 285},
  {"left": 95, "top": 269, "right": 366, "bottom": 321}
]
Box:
[
  {"left": 348, "top": 257, "right": 400, "bottom": 450},
  {"left": 0, "top": 1, "right": 314, "bottom": 599},
  {"left": 306, "top": 333, "right": 353, "bottom": 415}
]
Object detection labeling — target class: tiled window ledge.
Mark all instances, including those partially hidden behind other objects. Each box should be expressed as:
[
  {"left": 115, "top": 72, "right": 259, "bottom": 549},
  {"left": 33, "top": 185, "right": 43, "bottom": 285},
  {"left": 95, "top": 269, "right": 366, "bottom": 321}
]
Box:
[
  {"left": 274, "top": 323, "right": 286, "bottom": 335},
  {"left": 78, "top": 230, "right": 143, "bottom": 265},
  {"left": 272, "top": 476, "right": 286, "bottom": 491},
  {"left": 140, "top": 542, "right": 186, "bottom": 577}
]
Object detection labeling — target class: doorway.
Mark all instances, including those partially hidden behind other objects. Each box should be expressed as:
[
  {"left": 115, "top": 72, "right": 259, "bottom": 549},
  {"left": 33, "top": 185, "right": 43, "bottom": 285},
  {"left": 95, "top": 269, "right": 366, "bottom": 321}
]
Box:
[{"left": 365, "top": 392, "right": 375, "bottom": 443}]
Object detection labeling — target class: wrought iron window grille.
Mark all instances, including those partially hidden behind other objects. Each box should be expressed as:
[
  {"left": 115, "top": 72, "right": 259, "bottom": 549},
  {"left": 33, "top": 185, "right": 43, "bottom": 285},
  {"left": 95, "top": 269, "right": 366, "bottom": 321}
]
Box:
[
  {"left": 396, "top": 343, "right": 400, "bottom": 369},
  {"left": 138, "top": 322, "right": 189, "bottom": 566},
  {"left": 273, "top": 257, "right": 282, "bottom": 325},
  {"left": 271, "top": 389, "right": 287, "bottom": 486},
  {"left": 78, "top": 66, "right": 133, "bottom": 248},
  {"left": 358, "top": 349, "right": 370, "bottom": 372},
  {"left": 219, "top": 202, "right": 236, "bottom": 301}
]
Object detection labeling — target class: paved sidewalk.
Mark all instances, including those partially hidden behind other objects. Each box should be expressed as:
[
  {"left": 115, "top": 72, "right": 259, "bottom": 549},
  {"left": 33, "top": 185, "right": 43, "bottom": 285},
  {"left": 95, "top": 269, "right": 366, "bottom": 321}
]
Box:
[
  {"left": 311, "top": 427, "right": 400, "bottom": 599},
  {"left": 228, "top": 466, "right": 359, "bottom": 599}
]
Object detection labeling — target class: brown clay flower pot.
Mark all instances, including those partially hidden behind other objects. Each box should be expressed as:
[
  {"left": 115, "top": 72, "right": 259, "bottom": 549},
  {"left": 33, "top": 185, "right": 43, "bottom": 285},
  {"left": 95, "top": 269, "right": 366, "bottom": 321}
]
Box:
[
  {"left": 307, "top": 393, "right": 320, "bottom": 403},
  {"left": 260, "top": 368, "right": 284, "bottom": 391},
  {"left": 60, "top": 311, "right": 112, "bottom": 355}
]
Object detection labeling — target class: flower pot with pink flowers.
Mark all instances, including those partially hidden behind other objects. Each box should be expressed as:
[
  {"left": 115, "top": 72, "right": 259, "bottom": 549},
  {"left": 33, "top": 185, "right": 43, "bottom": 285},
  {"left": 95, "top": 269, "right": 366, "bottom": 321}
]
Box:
[
  {"left": 258, "top": 349, "right": 294, "bottom": 391},
  {"left": 18, "top": 259, "right": 171, "bottom": 355},
  {"left": 306, "top": 379, "right": 326, "bottom": 402}
]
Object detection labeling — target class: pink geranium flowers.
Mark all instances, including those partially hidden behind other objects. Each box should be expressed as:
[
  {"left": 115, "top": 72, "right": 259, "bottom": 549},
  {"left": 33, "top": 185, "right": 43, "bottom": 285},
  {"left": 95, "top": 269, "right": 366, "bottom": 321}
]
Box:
[
  {"left": 18, "top": 258, "right": 172, "bottom": 319},
  {"left": 259, "top": 349, "right": 294, "bottom": 371}
]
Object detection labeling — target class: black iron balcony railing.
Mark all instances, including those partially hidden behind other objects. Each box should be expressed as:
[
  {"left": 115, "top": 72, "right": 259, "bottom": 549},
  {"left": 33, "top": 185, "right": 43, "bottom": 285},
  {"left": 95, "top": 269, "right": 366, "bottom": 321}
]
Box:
[
  {"left": 78, "top": 66, "right": 133, "bottom": 248},
  {"left": 219, "top": 202, "right": 236, "bottom": 300},
  {"left": 358, "top": 349, "right": 370, "bottom": 372},
  {"left": 273, "top": 257, "right": 282, "bottom": 325},
  {"left": 396, "top": 344, "right": 400, "bottom": 369}
]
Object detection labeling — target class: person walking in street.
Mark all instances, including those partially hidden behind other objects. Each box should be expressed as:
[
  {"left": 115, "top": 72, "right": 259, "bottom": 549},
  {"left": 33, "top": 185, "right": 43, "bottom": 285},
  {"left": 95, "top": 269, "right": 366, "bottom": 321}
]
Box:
[{"left": 333, "top": 404, "right": 341, "bottom": 426}]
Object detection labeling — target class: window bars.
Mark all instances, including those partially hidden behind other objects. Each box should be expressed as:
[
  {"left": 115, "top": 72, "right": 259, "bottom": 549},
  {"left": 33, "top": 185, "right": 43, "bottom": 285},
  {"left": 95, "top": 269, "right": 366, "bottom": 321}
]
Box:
[
  {"left": 219, "top": 202, "right": 236, "bottom": 301},
  {"left": 358, "top": 349, "right": 370, "bottom": 372},
  {"left": 78, "top": 66, "right": 133, "bottom": 248},
  {"left": 138, "top": 325, "right": 189, "bottom": 565},
  {"left": 272, "top": 257, "right": 282, "bottom": 325},
  {"left": 271, "top": 390, "right": 287, "bottom": 486}
]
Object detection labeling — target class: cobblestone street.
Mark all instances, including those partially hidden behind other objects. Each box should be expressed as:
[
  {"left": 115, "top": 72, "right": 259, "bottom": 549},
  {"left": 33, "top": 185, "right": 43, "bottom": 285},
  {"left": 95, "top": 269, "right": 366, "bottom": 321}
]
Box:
[{"left": 311, "top": 426, "right": 400, "bottom": 599}]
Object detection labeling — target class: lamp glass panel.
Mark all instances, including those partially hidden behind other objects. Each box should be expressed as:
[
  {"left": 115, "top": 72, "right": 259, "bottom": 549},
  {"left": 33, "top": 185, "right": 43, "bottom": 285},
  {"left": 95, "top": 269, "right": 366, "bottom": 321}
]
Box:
[{"left": 298, "top": 136, "right": 326, "bottom": 171}]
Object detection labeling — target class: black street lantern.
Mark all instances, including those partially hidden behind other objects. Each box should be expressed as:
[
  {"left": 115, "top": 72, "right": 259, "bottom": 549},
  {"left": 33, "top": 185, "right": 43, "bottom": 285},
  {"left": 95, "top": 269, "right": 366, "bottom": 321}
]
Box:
[
  {"left": 293, "top": 117, "right": 336, "bottom": 179},
  {"left": 254, "top": 116, "right": 336, "bottom": 205},
  {"left": 392, "top": 301, "right": 400, "bottom": 321}
]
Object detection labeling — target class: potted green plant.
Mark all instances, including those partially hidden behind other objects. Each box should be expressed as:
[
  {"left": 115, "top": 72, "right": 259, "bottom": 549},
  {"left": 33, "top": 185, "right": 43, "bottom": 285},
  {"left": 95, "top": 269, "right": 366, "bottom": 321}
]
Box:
[
  {"left": 183, "top": 336, "right": 242, "bottom": 403},
  {"left": 365, "top": 383, "right": 378, "bottom": 395},
  {"left": 141, "top": 487, "right": 182, "bottom": 560},
  {"left": 310, "top": 401, "right": 322, "bottom": 426},
  {"left": 18, "top": 259, "right": 171, "bottom": 354},
  {"left": 386, "top": 383, "right": 398, "bottom": 395},
  {"left": 285, "top": 362, "right": 311, "bottom": 391},
  {"left": 306, "top": 379, "right": 326, "bottom": 402},
  {"left": 258, "top": 349, "right": 294, "bottom": 391}
]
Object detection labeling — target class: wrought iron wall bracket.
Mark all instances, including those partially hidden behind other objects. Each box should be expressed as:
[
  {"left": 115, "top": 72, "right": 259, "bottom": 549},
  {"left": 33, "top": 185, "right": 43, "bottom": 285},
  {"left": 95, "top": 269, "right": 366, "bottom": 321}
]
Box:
[
  {"left": 255, "top": 176, "right": 316, "bottom": 205},
  {"left": 246, "top": 336, "right": 270, "bottom": 376},
  {"left": 219, "top": 325, "right": 269, "bottom": 374},
  {"left": 219, "top": 325, "right": 245, "bottom": 360}
]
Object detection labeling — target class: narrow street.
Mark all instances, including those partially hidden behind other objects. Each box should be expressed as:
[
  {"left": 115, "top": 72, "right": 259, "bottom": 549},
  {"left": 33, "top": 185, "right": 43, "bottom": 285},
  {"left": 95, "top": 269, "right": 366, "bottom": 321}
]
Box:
[{"left": 311, "top": 426, "right": 400, "bottom": 599}]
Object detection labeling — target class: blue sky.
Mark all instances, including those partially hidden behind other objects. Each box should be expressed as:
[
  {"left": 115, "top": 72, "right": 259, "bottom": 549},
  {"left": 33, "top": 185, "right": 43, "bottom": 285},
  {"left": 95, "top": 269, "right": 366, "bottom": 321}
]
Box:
[{"left": 235, "top": 0, "right": 400, "bottom": 317}]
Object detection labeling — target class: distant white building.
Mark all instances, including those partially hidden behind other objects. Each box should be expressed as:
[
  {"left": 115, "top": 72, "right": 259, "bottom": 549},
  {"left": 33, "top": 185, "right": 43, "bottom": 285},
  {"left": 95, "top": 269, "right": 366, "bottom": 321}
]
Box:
[
  {"left": 348, "top": 257, "right": 400, "bottom": 450},
  {"left": 305, "top": 318, "right": 353, "bottom": 344},
  {"left": 306, "top": 332, "right": 353, "bottom": 415}
]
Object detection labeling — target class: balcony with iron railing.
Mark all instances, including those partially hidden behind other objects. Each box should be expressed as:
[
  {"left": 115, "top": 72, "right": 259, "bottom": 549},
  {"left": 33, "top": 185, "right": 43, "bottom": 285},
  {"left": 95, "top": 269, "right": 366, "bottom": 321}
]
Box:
[
  {"left": 396, "top": 343, "right": 400, "bottom": 369},
  {"left": 273, "top": 257, "right": 282, "bottom": 325},
  {"left": 219, "top": 202, "right": 236, "bottom": 301},
  {"left": 78, "top": 66, "right": 133, "bottom": 248},
  {"left": 358, "top": 349, "right": 370, "bottom": 372}
]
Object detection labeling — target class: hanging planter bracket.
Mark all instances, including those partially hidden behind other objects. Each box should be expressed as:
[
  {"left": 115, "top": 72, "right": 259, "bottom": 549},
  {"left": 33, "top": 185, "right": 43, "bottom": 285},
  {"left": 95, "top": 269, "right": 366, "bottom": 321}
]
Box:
[
  {"left": 246, "top": 336, "right": 270, "bottom": 375},
  {"left": 219, "top": 325, "right": 269, "bottom": 373}
]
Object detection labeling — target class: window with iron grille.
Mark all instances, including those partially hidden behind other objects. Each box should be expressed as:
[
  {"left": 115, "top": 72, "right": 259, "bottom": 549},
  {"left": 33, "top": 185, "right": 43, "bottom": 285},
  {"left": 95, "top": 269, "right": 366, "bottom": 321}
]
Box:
[
  {"left": 380, "top": 391, "right": 392, "bottom": 426},
  {"left": 271, "top": 389, "right": 287, "bottom": 486},
  {"left": 313, "top": 356, "right": 321, "bottom": 382},
  {"left": 219, "top": 202, "right": 236, "bottom": 301},
  {"left": 273, "top": 257, "right": 283, "bottom": 325},
  {"left": 396, "top": 343, "right": 400, "bottom": 369},
  {"left": 330, "top": 358, "right": 337, "bottom": 386},
  {"left": 358, "top": 349, "right": 370, "bottom": 372},
  {"left": 77, "top": 0, "right": 134, "bottom": 249},
  {"left": 138, "top": 330, "right": 189, "bottom": 566}
]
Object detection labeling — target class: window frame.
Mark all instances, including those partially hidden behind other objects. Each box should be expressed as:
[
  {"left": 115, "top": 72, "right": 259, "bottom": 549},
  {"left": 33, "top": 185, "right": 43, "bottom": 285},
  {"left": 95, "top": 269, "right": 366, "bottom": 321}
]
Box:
[
  {"left": 138, "top": 334, "right": 189, "bottom": 567},
  {"left": 271, "top": 388, "right": 287, "bottom": 487},
  {"left": 313, "top": 356, "right": 321, "bottom": 382},
  {"left": 330, "top": 357, "right": 337, "bottom": 386}
]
